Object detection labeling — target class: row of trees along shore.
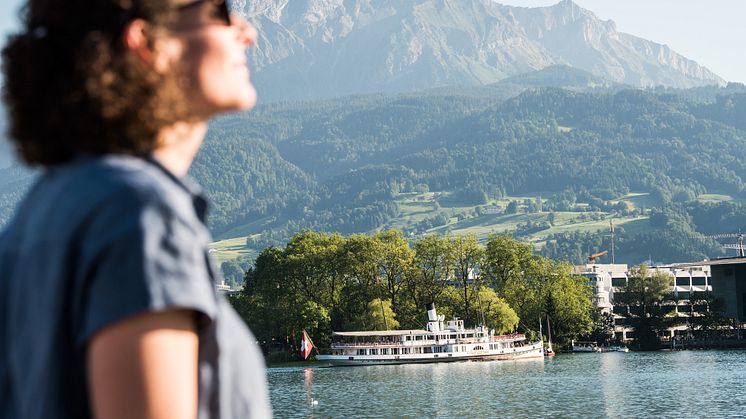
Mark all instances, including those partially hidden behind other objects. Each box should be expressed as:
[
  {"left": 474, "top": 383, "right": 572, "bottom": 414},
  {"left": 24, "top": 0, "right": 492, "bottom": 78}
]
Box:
[{"left": 230, "top": 230, "right": 597, "bottom": 360}]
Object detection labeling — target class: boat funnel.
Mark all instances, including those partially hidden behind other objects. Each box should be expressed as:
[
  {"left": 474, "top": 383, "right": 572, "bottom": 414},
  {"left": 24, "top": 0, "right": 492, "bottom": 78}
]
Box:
[
  {"left": 426, "top": 302, "right": 438, "bottom": 322},
  {"left": 426, "top": 303, "right": 440, "bottom": 332}
]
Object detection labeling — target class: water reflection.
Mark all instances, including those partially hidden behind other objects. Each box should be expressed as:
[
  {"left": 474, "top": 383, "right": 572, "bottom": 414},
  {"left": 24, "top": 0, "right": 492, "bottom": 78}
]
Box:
[
  {"left": 600, "top": 353, "right": 624, "bottom": 417},
  {"left": 303, "top": 368, "right": 315, "bottom": 416},
  {"left": 268, "top": 351, "right": 746, "bottom": 418}
]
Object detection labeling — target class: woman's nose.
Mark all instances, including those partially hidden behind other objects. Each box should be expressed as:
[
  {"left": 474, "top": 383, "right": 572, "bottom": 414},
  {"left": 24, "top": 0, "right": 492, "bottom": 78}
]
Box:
[{"left": 230, "top": 14, "right": 257, "bottom": 47}]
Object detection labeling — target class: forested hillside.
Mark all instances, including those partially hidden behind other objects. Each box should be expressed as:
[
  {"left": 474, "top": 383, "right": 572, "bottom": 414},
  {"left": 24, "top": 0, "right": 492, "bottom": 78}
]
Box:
[
  {"left": 189, "top": 79, "right": 746, "bottom": 270},
  {"left": 4, "top": 74, "right": 746, "bottom": 268}
]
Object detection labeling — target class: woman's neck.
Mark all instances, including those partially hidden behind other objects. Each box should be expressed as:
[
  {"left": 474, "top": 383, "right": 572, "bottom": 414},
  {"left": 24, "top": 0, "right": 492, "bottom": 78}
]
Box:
[{"left": 152, "top": 121, "right": 208, "bottom": 176}]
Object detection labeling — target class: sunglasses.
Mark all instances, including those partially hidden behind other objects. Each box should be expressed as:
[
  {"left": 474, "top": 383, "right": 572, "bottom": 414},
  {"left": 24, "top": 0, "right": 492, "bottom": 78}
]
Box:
[{"left": 176, "top": 0, "right": 232, "bottom": 26}]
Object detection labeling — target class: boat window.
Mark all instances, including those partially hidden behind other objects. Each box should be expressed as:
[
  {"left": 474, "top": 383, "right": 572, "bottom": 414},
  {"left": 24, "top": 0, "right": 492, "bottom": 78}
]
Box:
[
  {"left": 415, "top": 335, "right": 423, "bottom": 341},
  {"left": 474, "top": 346, "right": 483, "bottom": 350},
  {"left": 381, "top": 348, "right": 388, "bottom": 355},
  {"left": 357, "top": 349, "right": 366, "bottom": 355},
  {"left": 406, "top": 336, "right": 412, "bottom": 341}
]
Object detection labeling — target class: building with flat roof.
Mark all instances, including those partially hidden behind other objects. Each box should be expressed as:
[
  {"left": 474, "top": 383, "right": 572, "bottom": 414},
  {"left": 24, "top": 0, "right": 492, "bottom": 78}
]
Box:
[
  {"left": 575, "top": 263, "right": 714, "bottom": 341},
  {"left": 671, "top": 257, "right": 746, "bottom": 323}
]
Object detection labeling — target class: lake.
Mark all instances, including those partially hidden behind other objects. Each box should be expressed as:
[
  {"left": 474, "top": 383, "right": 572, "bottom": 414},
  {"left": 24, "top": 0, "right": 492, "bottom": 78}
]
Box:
[{"left": 268, "top": 350, "right": 746, "bottom": 418}]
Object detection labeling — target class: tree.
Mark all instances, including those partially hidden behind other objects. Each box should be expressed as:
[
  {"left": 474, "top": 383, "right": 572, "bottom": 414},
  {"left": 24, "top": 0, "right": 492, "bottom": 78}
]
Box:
[
  {"left": 283, "top": 230, "right": 347, "bottom": 329},
  {"left": 478, "top": 287, "right": 519, "bottom": 334},
  {"left": 337, "top": 234, "right": 384, "bottom": 330},
  {"left": 543, "top": 267, "right": 594, "bottom": 343},
  {"left": 615, "top": 265, "right": 675, "bottom": 350},
  {"left": 366, "top": 299, "right": 399, "bottom": 330},
  {"left": 505, "top": 200, "right": 518, "bottom": 214},
  {"left": 221, "top": 259, "right": 246, "bottom": 288},
  {"left": 482, "top": 235, "right": 533, "bottom": 292},
  {"left": 450, "top": 234, "right": 484, "bottom": 325},
  {"left": 488, "top": 238, "right": 546, "bottom": 324},
  {"left": 375, "top": 230, "right": 414, "bottom": 317},
  {"left": 687, "top": 291, "right": 731, "bottom": 341},
  {"left": 587, "top": 308, "right": 616, "bottom": 344},
  {"left": 406, "top": 235, "right": 453, "bottom": 310}
]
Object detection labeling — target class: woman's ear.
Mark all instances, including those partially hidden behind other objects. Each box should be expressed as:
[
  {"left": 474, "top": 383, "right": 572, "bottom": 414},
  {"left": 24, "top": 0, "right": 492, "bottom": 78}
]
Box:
[
  {"left": 123, "top": 19, "right": 182, "bottom": 74},
  {"left": 123, "top": 19, "right": 153, "bottom": 64}
]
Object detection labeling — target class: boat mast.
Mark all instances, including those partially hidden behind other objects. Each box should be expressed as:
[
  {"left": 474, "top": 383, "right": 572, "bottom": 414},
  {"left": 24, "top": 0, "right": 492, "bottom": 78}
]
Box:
[{"left": 539, "top": 316, "right": 543, "bottom": 343}]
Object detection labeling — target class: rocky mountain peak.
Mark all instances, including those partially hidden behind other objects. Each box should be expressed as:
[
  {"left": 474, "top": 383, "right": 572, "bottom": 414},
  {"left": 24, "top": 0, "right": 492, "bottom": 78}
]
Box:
[{"left": 238, "top": 0, "right": 724, "bottom": 101}]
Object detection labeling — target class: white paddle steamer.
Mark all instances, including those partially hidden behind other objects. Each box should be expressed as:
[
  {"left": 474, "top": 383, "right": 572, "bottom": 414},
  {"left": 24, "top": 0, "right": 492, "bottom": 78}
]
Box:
[{"left": 316, "top": 304, "right": 543, "bottom": 366}]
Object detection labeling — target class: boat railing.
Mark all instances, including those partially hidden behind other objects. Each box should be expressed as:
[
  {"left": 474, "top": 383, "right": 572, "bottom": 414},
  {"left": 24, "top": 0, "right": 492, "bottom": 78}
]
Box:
[
  {"left": 491, "top": 333, "right": 526, "bottom": 341},
  {"left": 331, "top": 341, "right": 426, "bottom": 348},
  {"left": 332, "top": 336, "right": 492, "bottom": 348}
]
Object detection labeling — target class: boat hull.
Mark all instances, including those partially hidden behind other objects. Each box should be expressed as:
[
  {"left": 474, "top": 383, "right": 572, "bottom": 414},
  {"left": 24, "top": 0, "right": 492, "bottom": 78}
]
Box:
[{"left": 317, "top": 344, "right": 543, "bottom": 367}]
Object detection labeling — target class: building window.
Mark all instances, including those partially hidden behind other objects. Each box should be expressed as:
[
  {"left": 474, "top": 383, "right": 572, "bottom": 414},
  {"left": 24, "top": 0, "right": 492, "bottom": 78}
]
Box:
[
  {"left": 676, "top": 277, "right": 690, "bottom": 286},
  {"left": 692, "top": 277, "right": 706, "bottom": 286}
]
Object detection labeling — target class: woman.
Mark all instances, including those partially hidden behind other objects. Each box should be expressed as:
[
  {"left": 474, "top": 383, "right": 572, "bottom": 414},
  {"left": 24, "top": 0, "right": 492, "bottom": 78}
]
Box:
[{"left": 0, "top": 0, "right": 271, "bottom": 418}]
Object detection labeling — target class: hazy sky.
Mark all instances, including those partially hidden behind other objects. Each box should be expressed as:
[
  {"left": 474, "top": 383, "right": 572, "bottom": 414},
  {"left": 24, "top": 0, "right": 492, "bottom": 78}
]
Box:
[{"left": 1, "top": 0, "right": 746, "bottom": 82}]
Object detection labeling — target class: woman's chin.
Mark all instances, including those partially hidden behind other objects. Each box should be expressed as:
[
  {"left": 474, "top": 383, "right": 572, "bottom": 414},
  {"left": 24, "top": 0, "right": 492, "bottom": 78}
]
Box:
[{"left": 228, "top": 84, "right": 257, "bottom": 112}]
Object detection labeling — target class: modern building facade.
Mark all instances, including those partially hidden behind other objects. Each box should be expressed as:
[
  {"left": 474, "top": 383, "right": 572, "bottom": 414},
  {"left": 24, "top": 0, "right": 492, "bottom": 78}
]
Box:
[
  {"left": 675, "top": 257, "right": 746, "bottom": 322},
  {"left": 574, "top": 263, "right": 714, "bottom": 341}
]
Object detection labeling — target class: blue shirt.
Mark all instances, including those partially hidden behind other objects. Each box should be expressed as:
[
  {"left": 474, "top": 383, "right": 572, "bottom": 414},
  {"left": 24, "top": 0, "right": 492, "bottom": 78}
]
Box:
[{"left": 0, "top": 155, "right": 271, "bottom": 418}]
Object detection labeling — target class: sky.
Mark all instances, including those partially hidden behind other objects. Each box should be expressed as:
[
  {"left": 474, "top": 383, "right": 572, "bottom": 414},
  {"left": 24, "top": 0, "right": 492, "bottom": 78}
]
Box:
[{"left": 1, "top": 0, "right": 746, "bottom": 83}]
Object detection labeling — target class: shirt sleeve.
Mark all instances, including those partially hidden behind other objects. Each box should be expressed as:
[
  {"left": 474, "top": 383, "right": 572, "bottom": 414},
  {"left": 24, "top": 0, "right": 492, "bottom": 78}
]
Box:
[{"left": 75, "top": 186, "right": 218, "bottom": 346}]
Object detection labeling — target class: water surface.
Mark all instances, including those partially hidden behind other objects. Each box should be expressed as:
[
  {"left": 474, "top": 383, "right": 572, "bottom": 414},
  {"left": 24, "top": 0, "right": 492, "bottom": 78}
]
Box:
[{"left": 268, "top": 350, "right": 746, "bottom": 418}]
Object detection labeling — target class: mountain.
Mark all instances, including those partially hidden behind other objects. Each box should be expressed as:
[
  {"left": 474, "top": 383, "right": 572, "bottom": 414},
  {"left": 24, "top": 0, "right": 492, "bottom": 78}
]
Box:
[
  {"left": 3, "top": 84, "right": 746, "bottom": 263},
  {"left": 184, "top": 84, "right": 746, "bottom": 264},
  {"left": 237, "top": 0, "right": 724, "bottom": 101}
]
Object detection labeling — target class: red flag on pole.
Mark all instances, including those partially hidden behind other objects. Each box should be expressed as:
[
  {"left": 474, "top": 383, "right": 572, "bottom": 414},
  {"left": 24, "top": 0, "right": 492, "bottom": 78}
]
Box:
[{"left": 300, "top": 329, "right": 315, "bottom": 360}]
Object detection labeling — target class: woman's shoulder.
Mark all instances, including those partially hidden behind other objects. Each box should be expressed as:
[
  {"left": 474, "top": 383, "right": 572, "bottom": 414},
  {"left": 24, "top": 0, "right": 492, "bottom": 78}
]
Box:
[{"left": 54, "top": 154, "right": 203, "bottom": 225}]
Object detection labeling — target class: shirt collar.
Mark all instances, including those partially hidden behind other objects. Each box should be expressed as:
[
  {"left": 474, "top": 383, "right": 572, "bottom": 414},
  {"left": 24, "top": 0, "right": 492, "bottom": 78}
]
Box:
[{"left": 144, "top": 155, "right": 209, "bottom": 223}]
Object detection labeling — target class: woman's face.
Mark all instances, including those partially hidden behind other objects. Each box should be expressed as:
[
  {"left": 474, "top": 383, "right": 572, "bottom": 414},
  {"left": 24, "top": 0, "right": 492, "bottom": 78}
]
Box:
[{"left": 167, "top": 0, "right": 258, "bottom": 118}]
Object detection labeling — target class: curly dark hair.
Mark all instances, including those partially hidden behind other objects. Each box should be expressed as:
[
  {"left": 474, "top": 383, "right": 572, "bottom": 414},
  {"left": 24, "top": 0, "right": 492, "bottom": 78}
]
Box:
[{"left": 2, "top": 0, "right": 190, "bottom": 166}]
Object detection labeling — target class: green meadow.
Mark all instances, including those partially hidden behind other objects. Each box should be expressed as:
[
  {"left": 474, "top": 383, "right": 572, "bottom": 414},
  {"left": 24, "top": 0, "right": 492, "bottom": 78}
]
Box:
[{"left": 211, "top": 191, "right": 662, "bottom": 262}]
